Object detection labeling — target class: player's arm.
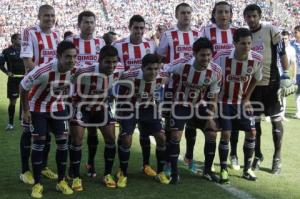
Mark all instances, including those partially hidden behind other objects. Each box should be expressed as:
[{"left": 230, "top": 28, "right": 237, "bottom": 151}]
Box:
[
  {"left": 278, "top": 39, "right": 289, "bottom": 71},
  {"left": 0, "top": 50, "right": 8, "bottom": 75},
  {"left": 21, "top": 28, "right": 35, "bottom": 72},
  {"left": 156, "top": 31, "right": 168, "bottom": 63}
]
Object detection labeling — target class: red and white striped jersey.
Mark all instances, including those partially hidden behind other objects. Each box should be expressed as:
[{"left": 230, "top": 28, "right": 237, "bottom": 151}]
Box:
[
  {"left": 119, "top": 68, "right": 169, "bottom": 104},
  {"left": 113, "top": 37, "right": 156, "bottom": 71},
  {"left": 72, "top": 63, "right": 124, "bottom": 111},
  {"left": 157, "top": 26, "right": 200, "bottom": 64},
  {"left": 166, "top": 57, "right": 222, "bottom": 104},
  {"left": 20, "top": 59, "right": 77, "bottom": 112},
  {"left": 213, "top": 49, "right": 263, "bottom": 104},
  {"left": 67, "top": 35, "right": 106, "bottom": 65},
  {"left": 20, "top": 25, "right": 60, "bottom": 66},
  {"left": 200, "top": 23, "right": 237, "bottom": 55}
]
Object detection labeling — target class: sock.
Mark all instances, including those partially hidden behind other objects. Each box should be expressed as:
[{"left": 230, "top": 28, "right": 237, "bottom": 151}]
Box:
[
  {"left": 56, "top": 138, "right": 68, "bottom": 182},
  {"left": 218, "top": 140, "right": 229, "bottom": 170},
  {"left": 104, "top": 143, "right": 116, "bottom": 175},
  {"left": 165, "top": 128, "right": 171, "bottom": 163},
  {"left": 169, "top": 139, "right": 180, "bottom": 177},
  {"left": 118, "top": 145, "right": 130, "bottom": 176},
  {"left": 243, "top": 137, "right": 255, "bottom": 171},
  {"left": 156, "top": 145, "right": 166, "bottom": 173},
  {"left": 204, "top": 138, "right": 216, "bottom": 173},
  {"left": 31, "top": 139, "right": 45, "bottom": 184},
  {"left": 8, "top": 104, "right": 15, "bottom": 125},
  {"left": 184, "top": 127, "right": 196, "bottom": 160},
  {"left": 87, "top": 127, "right": 98, "bottom": 166},
  {"left": 20, "top": 129, "right": 31, "bottom": 173},
  {"left": 230, "top": 130, "right": 239, "bottom": 156},
  {"left": 43, "top": 134, "right": 51, "bottom": 168},
  {"left": 140, "top": 136, "right": 151, "bottom": 166},
  {"left": 271, "top": 120, "right": 283, "bottom": 159},
  {"left": 254, "top": 122, "right": 263, "bottom": 158},
  {"left": 69, "top": 144, "right": 82, "bottom": 178}
]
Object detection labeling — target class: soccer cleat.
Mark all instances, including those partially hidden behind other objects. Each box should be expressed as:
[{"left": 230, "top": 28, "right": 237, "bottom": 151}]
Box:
[
  {"left": 203, "top": 171, "right": 220, "bottom": 183},
  {"left": 169, "top": 174, "right": 180, "bottom": 185},
  {"left": 155, "top": 172, "right": 170, "bottom": 184},
  {"left": 219, "top": 169, "right": 230, "bottom": 184},
  {"left": 31, "top": 183, "right": 43, "bottom": 198},
  {"left": 143, "top": 165, "right": 157, "bottom": 177},
  {"left": 211, "top": 164, "right": 216, "bottom": 172},
  {"left": 71, "top": 177, "right": 83, "bottom": 192},
  {"left": 20, "top": 171, "right": 34, "bottom": 185},
  {"left": 41, "top": 167, "right": 58, "bottom": 180},
  {"left": 5, "top": 124, "right": 14, "bottom": 131},
  {"left": 116, "top": 172, "right": 127, "bottom": 188},
  {"left": 164, "top": 163, "right": 171, "bottom": 177},
  {"left": 116, "top": 168, "right": 122, "bottom": 179},
  {"left": 229, "top": 155, "right": 241, "bottom": 171},
  {"left": 251, "top": 155, "right": 264, "bottom": 171},
  {"left": 271, "top": 158, "right": 281, "bottom": 175},
  {"left": 56, "top": 180, "right": 73, "bottom": 195},
  {"left": 86, "top": 163, "right": 97, "bottom": 178},
  {"left": 242, "top": 169, "right": 257, "bottom": 181},
  {"left": 184, "top": 157, "right": 201, "bottom": 174},
  {"left": 103, "top": 174, "right": 117, "bottom": 188}
]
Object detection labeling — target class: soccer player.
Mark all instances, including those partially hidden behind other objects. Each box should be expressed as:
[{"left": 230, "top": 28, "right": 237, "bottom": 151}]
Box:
[
  {"left": 116, "top": 54, "right": 170, "bottom": 188},
  {"left": 290, "top": 26, "right": 300, "bottom": 119},
  {"left": 165, "top": 37, "right": 222, "bottom": 184},
  {"left": 69, "top": 45, "right": 123, "bottom": 190},
  {"left": 66, "top": 10, "right": 106, "bottom": 178},
  {"left": 213, "top": 28, "right": 263, "bottom": 183},
  {"left": 113, "top": 15, "right": 157, "bottom": 177},
  {"left": 0, "top": 33, "right": 25, "bottom": 131},
  {"left": 243, "top": 4, "right": 291, "bottom": 174},
  {"left": 19, "top": 4, "right": 60, "bottom": 184},
  {"left": 20, "top": 41, "right": 76, "bottom": 198},
  {"left": 187, "top": 1, "right": 239, "bottom": 172},
  {"left": 63, "top": 31, "right": 73, "bottom": 40},
  {"left": 103, "top": 31, "right": 118, "bottom": 45}
]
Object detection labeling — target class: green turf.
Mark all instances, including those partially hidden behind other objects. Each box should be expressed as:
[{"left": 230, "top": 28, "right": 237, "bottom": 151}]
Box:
[{"left": 0, "top": 72, "right": 299, "bottom": 199}]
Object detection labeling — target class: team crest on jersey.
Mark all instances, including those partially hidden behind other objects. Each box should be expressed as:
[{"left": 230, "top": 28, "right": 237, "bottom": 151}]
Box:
[{"left": 246, "top": 67, "right": 253, "bottom": 74}]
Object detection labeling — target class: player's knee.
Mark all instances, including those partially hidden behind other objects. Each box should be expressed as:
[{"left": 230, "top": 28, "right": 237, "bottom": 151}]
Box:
[
  {"left": 245, "top": 130, "right": 256, "bottom": 139},
  {"left": 120, "top": 134, "right": 132, "bottom": 148},
  {"left": 221, "top": 131, "right": 230, "bottom": 141},
  {"left": 32, "top": 135, "right": 46, "bottom": 141},
  {"left": 206, "top": 131, "right": 217, "bottom": 140},
  {"left": 155, "top": 132, "right": 166, "bottom": 146}
]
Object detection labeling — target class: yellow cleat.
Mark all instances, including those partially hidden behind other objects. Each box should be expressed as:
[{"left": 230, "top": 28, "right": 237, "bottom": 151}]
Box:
[
  {"left": 155, "top": 172, "right": 170, "bottom": 184},
  {"left": 56, "top": 180, "right": 74, "bottom": 195},
  {"left": 103, "top": 174, "right": 116, "bottom": 188},
  {"left": 117, "top": 172, "right": 127, "bottom": 188},
  {"left": 31, "top": 183, "right": 43, "bottom": 198},
  {"left": 143, "top": 165, "right": 157, "bottom": 177},
  {"left": 71, "top": 177, "right": 83, "bottom": 192},
  {"left": 41, "top": 167, "right": 58, "bottom": 180},
  {"left": 20, "top": 171, "right": 34, "bottom": 185},
  {"left": 116, "top": 168, "right": 122, "bottom": 179}
]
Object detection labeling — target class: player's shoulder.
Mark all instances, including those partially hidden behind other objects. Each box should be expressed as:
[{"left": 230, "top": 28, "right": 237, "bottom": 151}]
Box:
[
  {"left": 122, "top": 68, "right": 141, "bottom": 79},
  {"left": 213, "top": 49, "right": 232, "bottom": 59},
  {"left": 113, "top": 37, "right": 128, "bottom": 46},
  {"left": 250, "top": 50, "right": 263, "bottom": 62},
  {"left": 23, "top": 25, "right": 39, "bottom": 33},
  {"left": 172, "top": 57, "right": 191, "bottom": 66}
]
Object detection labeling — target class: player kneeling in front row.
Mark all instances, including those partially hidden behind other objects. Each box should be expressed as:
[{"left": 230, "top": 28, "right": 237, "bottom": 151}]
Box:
[
  {"left": 116, "top": 54, "right": 170, "bottom": 188},
  {"left": 213, "top": 28, "right": 263, "bottom": 183},
  {"left": 69, "top": 45, "right": 124, "bottom": 190},
  {"left": 20, "top": 41, "right": 77, "bottom": 198}
]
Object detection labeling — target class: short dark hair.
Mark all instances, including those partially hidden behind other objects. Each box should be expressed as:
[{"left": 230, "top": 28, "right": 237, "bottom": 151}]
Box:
[
  {"left": 281, "top": 30, "right": 290, "bottom": 36},
  {"left": 129, "top": 15, "right": 145, "bottom": 28},
  {"left": 99, "top": 45, "right": 118, "bottom": 61},
  {"left": 211, "top": 1, "right": 232, "bottom": 24},
  {"left": 78, "top": 11, "right": 96, "bottom": 24},
  {"left": 11, "top": 33, "right": 20, "bottom": 41},
  {"left": 243, "top": 4, "right": 262, "bottom": 17},
  {"left": 193, "top": 37, "right": 213, "bottom": 53},
  {"left": 175, "top": 3, "right": 191, "bottom": 15},
  {"left": 103, "top": 31, "right": 117, "bottom": 45},
  {"left": 142, "top": 54, "right": 161, "bottom": 67},
  {"left": 63, "top": 31, "right": 73, "bottom": 40},
  {"left": 294, "top": 25, "right": 300, "bottom": 32},
  {"left": 233, "top": 28, "right": 252, "bottom": 43},
  {"left": 57, "top": 41, "right": 76, "bottom": 56},
  {"left": 38, "top": 4, "right": 54, "bottom": 16}
]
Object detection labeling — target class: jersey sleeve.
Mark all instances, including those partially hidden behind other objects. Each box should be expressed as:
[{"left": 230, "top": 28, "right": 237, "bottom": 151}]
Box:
[
  {"left": 209, "top": 70, "right": 222, "bottom": 94},
  {"left": 20, "top": 67, "right": 44, "bottom": 91},
  {"left": 20, "top": 28, "right": 34, "bottom": 58},
  {"left": 0, "top": 49, "right": 8, "bottom": 74},
  {"left": 156, "top": 31, "right": 169, "bottom": 57},
  {"left": 270, "top": 25, "right": 281, "bottom": 45},
  {"left": 253, "top": 62, "right": 263, "bottom": 81}
]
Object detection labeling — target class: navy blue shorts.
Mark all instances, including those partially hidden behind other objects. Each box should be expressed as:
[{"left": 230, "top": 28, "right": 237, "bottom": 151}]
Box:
[
  {"left": 186, "top": 105, "right": 216, "bottom": 131},
  {"left": 71, "top": 106, "right": 115, "bottom": 127},
  {"left": 169, "top": 105, "right": 193, "bottom": 131},
  {"left": 218, "top": 103, "right": 255, "bottom": 132},
  {"left": 30, "top": 111, "right": 69, "bottom": 136}
]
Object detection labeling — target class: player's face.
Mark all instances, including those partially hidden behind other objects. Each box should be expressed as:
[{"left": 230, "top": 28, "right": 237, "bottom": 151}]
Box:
[
  {"left": 176, "top": 6, "right": 192, "bottom": 26},
  {"left": 58, "top": 49, "right": 77, "bottom": 72},
  {"left": 12, "top": 34, "right": 21, "bottom": 47},
  {"left": 244, "top": 10, "right": 261, "bottom": 30},
  {"left": 294, "top": 30, "right": 300, "bottom": 41},
  {"left": 38, "top": 8, "right": 56, "bottom": 29},
  {"left": 194, "top": 49, "right": 212, "bottom": 68},
  {"left": 100, "top": 56, "right": 118, "bottom": 75},
  {"left": 214, "top": 4, "right": 232, "bottom": 28},
  {"left": 79, "top": 16, "right": 96, "bottom": 36},
  {"left": 234, "top": 36, "right": 252, "bottom": 55},
  {"left": 130, "top": 22, "right": 145, "bottom": 41},
  {"left": 282, "top": 35, "right": 290, "bottom": 47},
  {"left": 142, "top": 63, "right": 160, "bottom": 81}
]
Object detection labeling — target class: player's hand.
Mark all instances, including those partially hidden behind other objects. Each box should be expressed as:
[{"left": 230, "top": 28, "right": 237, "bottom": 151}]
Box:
[
  {"left": 242, "top": 99, "right": 253, "bottom": 115},
  {"left": 22, "top": 110, "right": 31, "bottom": 124},
  {"left": 280, "top": 70, "right": 298, "bottom": 97}
]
